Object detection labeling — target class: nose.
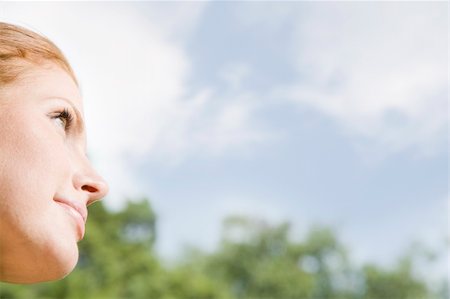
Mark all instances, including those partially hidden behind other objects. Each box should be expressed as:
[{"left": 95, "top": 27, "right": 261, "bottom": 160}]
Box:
[{"left": 72, "top": 160, "right": 109, "bottom": 206}]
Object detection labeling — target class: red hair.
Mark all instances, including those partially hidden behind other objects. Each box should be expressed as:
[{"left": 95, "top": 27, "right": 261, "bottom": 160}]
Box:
[{"left": 0, "top": 22, "right": 77, "bottom": 86}]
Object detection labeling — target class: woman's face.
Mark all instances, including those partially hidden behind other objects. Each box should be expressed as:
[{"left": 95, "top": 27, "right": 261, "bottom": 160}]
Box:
[{"left": 0, "top": 64, "right": 108, "bottom": 283}]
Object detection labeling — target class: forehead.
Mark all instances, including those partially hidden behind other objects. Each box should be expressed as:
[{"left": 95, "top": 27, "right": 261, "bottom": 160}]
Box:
[{"left": 12, "top": 63, "right": 83, "bottom": 110}]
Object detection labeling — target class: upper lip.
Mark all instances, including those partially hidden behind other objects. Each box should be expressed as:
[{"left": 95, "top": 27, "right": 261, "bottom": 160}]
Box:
[{"left": 54, "top": 198, "right": 88, "bottom": 223}]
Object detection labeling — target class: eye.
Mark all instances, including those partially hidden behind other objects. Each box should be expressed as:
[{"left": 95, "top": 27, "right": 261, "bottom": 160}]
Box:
[{"left": 52, "top": 108, "right": 74, "bottom": 132}]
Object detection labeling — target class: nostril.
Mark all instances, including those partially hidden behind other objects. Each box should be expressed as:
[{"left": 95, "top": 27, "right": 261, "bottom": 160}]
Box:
[{"left": 82, "top": 185, "right": 98, "bottom": 193}]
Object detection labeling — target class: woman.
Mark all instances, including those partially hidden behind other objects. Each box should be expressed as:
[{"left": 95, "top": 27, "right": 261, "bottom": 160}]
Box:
[{"left": 0, "top": 22, "right": 108, "bottom": 283}]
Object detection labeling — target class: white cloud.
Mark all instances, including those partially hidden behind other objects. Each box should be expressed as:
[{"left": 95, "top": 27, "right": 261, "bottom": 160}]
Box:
[
  {"left": 144, "top": 87, "right": 273, "bottom": 166},
  {"left": 272, "top": 2, "right": 448, "bottom": 159},
  {"left": 186, "top": 93, "right": 270, "bottom": 157}
]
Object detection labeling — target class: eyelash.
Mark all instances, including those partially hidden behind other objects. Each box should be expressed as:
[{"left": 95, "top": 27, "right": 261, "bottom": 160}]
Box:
[{"left": 54, "top": 108, "right": 74, "bottom": 132}]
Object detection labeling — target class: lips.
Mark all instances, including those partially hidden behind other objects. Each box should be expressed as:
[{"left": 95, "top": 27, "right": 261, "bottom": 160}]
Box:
[{"left": 54, "top": 198, "right": 88, "bottom": 239}]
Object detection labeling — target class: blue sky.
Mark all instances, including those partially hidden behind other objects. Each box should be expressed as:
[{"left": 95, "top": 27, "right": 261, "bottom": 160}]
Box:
[{"left": 2, "top": 1, "right": 447, "bottom": 279}]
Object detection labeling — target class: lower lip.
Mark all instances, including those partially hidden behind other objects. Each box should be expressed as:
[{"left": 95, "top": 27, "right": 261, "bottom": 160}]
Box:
[{"left": 56, "top": 202, "right": 85, "bottom": 240}]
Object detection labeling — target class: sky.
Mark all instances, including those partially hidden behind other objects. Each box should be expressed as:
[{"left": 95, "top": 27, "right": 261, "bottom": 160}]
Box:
[{"left": 1, "top": 1, "right": 447, "bottom": 280}]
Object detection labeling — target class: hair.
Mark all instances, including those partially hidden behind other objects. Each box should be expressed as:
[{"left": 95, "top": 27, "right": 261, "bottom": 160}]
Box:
[{"left": 0, "top": 22, "right": 77, "bottom": 86}]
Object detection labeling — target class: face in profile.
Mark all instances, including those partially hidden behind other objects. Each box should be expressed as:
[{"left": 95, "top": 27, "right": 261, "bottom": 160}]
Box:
[{"left": 0, "top": 63, "right": 108, "bottom": 283}]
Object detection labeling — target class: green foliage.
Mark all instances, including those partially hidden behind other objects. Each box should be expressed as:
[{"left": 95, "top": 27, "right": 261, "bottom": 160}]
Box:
[
  {"left": 0, "top": 199, "right": 444, "bottom": 299},
  {"left": 199, "top": 216, "right": 315, "bottom": 299},
  {"left": 362, "top": 258, "right": 429, "bottom": 299}
]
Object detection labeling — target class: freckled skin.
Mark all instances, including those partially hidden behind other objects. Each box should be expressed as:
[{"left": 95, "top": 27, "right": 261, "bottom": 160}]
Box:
[{"left": 0, "top": 64, "right": 108, "bottom": 283}]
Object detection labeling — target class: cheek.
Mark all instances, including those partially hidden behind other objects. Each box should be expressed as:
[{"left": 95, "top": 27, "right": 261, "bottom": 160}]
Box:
[
  {"left": 0, "top": 116, "right": 74, "bottom": 233},
  {"left": 0, "top": 127, "right": 73, "bottom": 232},
  {"left": 0, "top": 121, "right": 78, "bottom": 282},
  {"left": 0, "top": 118, "right": 72, "bottom": 191}
]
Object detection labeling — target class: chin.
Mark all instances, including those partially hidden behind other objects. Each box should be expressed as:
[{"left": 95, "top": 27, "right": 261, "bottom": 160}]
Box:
[
  {"left": 1, "top": 254, "right": 78, "bottom": 284},
  {"left": 43, "top": 255, "right": 78, "bottom": 283},
  {"left": 37, "top": 217, "right": 81, "bottom": 282},
  {"left": 10, "top": 237, "right": 80, "bottom": 284},
  {"left": 39, "top": 238, "right": 80, "bottom": 283},
  {"left": 0, "top": 212, "right": 82, "bottom": 284}
]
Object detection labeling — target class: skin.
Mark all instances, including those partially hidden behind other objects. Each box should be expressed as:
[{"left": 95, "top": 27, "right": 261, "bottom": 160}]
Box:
[{"left": 0, "top": 63, "right": 108, "bottom": 283}]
